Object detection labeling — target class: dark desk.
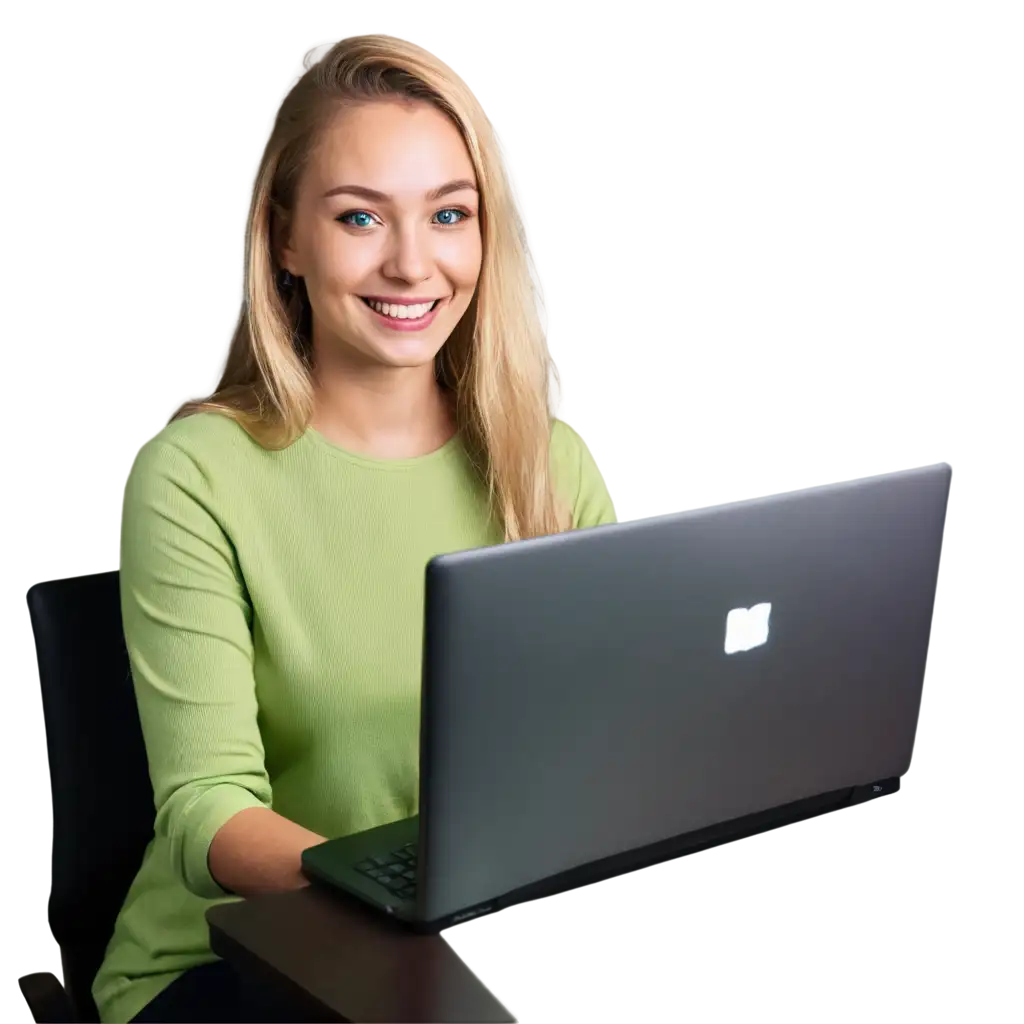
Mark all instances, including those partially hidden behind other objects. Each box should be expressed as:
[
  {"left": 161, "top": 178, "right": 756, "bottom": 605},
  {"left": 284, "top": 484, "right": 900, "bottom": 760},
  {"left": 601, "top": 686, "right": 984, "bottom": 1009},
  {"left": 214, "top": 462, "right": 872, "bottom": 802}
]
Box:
[{"left": 205, "top": 786, "right": 1024, "bottom": 1019}]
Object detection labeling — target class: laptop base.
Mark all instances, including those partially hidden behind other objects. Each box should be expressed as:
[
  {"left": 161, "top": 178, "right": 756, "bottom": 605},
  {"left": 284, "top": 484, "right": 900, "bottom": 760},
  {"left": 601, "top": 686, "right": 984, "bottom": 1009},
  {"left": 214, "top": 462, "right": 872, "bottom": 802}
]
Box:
[{"left": 302, "top": 776, "right": 900, "bottom": 933}]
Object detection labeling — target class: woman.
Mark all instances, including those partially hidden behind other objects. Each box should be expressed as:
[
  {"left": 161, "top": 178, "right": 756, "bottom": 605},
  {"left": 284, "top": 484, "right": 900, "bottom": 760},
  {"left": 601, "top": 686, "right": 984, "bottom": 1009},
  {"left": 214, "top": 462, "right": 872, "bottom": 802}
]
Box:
[{"left": 93, "top": 34, "right": 616, "bottom": 1023}]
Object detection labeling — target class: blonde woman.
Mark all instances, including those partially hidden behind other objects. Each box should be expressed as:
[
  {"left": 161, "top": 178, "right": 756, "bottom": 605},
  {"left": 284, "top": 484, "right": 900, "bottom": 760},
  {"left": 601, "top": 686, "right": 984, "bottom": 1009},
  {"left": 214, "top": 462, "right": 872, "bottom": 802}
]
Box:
[{"left": 95, "top": 34, "right": 616, "bottom": 1023}]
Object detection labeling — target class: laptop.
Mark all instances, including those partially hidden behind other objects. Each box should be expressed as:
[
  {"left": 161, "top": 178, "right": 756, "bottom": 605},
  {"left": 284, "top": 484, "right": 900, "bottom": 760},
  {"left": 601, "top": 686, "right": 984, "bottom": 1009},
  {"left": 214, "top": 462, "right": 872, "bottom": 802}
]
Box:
[{"left": 301, "top": 461, "right": 951, "bottom": 931}]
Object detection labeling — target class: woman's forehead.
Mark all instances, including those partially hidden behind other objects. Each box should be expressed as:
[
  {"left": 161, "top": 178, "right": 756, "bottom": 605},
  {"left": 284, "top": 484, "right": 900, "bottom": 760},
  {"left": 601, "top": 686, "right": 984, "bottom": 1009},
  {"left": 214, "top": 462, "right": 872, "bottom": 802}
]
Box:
[{"left": 309, "top": 102, "right": 474, "bottom": 190}]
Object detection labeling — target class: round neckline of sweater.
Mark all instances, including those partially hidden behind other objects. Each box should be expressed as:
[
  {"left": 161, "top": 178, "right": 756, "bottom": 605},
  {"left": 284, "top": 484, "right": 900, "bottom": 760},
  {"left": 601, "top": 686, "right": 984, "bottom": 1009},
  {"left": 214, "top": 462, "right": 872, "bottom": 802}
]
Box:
[{"left": 301, "top": 425, "right": 463, "bottom": 470}]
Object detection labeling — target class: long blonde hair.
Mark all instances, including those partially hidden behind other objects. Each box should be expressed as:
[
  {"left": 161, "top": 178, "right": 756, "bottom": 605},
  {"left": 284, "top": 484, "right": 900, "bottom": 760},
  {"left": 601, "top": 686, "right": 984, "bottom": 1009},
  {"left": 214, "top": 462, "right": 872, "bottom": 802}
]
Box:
[{"left": 173, "top": 35, "right": 571, "bottom": 541}]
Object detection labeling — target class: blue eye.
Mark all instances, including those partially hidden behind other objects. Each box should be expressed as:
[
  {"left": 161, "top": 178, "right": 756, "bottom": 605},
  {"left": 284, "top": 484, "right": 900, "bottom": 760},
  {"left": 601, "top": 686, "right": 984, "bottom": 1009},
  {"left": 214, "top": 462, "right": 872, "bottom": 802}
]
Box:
[
  {"left": 336, "top": 208, "right": 470, "bottom": 228},
  {"left": 339, "top": 210, "right": 376, "bottom": 229},
  {"left": 432, "top": 207, "right": 464, "bottom": 226}
]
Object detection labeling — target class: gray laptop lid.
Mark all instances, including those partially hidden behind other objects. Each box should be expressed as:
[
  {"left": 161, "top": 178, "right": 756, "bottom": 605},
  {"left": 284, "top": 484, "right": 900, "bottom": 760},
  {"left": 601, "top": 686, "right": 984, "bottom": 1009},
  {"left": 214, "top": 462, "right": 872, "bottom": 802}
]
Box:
[{"left": 418, "top": 462, "right": 951, "bottom": 921}]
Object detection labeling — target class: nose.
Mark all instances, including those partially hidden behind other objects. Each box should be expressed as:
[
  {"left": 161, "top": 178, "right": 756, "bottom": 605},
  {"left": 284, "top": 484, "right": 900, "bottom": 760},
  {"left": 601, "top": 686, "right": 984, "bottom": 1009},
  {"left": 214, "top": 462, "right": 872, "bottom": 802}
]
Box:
[{"left": 381, "top": 221, "right": 433, "bottom": 285}]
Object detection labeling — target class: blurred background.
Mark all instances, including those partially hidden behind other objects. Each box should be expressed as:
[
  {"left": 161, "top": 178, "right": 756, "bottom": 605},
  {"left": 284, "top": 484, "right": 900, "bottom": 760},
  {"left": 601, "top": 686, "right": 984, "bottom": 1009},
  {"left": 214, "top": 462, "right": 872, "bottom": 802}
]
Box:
[{"left": 0, "top": 2, "right": 1019, "bottom": 999}]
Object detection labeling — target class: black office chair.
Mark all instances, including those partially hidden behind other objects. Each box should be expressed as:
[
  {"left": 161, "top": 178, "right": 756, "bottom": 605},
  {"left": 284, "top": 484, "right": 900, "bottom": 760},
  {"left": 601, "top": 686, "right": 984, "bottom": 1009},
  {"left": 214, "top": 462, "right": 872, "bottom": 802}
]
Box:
[{"left": 18, "top": 571, "right": 155, "bottom": 1023}]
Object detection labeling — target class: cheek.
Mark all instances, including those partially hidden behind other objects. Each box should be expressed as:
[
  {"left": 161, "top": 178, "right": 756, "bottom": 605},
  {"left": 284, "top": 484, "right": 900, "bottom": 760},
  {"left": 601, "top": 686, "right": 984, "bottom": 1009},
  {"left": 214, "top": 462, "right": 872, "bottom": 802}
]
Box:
[
  {"left": 307, "top": 230, "right": 385, "bottom": 294},
  {"left": 448, "top": 232, "right": 483, "bottom": 288}
]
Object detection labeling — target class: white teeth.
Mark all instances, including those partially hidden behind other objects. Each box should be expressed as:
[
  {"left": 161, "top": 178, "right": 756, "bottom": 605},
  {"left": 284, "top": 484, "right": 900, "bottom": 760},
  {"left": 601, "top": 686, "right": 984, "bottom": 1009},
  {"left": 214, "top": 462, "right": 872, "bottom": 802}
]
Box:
[{"left": 366, "top": 299, "right": 435, "bottom": 319}]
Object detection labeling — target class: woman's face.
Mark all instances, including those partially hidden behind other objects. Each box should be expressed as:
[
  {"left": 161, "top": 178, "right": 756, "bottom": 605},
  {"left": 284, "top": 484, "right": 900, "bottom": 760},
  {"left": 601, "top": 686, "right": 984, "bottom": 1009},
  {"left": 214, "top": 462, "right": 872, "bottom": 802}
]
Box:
[{"left": 281, "top": 99, "right": 483, "bottom": 372}]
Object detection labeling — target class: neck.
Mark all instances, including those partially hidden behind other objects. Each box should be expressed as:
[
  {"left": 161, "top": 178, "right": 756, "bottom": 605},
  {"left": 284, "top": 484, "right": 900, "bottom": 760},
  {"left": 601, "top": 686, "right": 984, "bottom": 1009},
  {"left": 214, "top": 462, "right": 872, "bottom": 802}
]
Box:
[{"left": 309, "top": 352, "right": 456, "bottom": 460}]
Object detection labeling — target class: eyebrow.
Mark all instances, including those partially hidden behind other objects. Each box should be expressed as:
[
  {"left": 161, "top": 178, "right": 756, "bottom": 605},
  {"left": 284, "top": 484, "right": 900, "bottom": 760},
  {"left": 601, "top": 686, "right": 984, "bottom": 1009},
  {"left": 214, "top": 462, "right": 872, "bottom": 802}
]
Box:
[{"left": 322, "top": 178, "right": 479, "bottom": 202}]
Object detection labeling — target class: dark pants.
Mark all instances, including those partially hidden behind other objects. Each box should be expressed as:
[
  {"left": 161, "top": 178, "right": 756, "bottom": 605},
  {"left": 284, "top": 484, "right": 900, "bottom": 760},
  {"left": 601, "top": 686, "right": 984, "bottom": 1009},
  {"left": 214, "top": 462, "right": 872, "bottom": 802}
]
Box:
[{"left": 129, "top": 959, "right": 303, "bottom": 1023}]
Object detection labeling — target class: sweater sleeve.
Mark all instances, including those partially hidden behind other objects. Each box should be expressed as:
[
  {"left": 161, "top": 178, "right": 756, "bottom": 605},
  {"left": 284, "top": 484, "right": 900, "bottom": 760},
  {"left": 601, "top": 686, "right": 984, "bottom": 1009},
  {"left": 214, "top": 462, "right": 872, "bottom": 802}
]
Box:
[
  {"left": 551, "top": 419, "right": 617, "bottom": 529},
  {"left": 120, "top": 437, "right": 271, "bottom": 900}
]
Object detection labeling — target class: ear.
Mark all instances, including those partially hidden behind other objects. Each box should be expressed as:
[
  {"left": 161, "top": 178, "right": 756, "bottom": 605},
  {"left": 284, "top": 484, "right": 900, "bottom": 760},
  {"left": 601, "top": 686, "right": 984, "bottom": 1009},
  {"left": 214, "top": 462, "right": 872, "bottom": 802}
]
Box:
[
  {"left": 273, "top": 209, "right": 300, "bottom": 276},
  {"left": 279, "top": 242, "right": 299, "bottom": 277}
]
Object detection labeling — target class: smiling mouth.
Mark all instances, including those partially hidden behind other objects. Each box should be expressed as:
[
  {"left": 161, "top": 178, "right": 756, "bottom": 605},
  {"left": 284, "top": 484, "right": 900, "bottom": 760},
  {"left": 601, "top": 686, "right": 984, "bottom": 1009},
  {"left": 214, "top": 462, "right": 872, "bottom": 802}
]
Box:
[{"left": 358, "top": 296, "right": 442, "bottom": 319}]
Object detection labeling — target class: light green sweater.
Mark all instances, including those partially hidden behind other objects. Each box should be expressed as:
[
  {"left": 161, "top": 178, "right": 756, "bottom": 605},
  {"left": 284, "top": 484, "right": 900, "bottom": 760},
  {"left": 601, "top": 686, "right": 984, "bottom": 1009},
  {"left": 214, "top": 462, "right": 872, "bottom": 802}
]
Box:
[{"left": 93, "top": 411, "right": 616, "bottom": 1023}]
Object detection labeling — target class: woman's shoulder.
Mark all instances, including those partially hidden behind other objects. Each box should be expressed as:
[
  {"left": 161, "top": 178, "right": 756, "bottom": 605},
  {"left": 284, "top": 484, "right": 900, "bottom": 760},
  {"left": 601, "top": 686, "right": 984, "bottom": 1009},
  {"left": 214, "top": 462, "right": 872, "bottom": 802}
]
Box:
[
  {"left": 549, "top": 416, "right": 589, "bottom": 471},
  {"left": 128, "top": 411, "right": 262, "bottom": 489},
  {"left": 153, "top": 409, "right": 254, "bottom": 449},
  {"left": 549, "top": 416, "right": 617, "bottom": 528},
  {"left": 550, "top": 416, "right": 584, "bottom": 450}
]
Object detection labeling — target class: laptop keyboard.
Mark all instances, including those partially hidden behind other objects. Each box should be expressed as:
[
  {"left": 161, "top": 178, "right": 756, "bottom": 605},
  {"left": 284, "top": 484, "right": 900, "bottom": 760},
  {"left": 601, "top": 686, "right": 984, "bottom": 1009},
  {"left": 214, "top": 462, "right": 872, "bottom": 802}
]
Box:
[{"left": 354, "top": 842, "right": 418, "bottom": 901}]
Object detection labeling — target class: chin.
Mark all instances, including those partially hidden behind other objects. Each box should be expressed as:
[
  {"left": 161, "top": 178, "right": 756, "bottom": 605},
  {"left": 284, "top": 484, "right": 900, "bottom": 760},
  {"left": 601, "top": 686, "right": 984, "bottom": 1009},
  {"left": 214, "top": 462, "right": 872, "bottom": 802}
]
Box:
[
  {"left": 391, "top": 356, "right": 441, "bottom": 371},
  {"left": 374, "top": 346, "right": 442, "bottom": 369}
]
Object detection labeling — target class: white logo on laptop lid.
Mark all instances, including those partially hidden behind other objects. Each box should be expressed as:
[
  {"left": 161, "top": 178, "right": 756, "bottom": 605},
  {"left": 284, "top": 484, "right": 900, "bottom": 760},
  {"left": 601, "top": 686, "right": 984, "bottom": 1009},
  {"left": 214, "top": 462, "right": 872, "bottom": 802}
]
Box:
[{"left": 724, "top": 603, "right": 772, "bottom": 654}]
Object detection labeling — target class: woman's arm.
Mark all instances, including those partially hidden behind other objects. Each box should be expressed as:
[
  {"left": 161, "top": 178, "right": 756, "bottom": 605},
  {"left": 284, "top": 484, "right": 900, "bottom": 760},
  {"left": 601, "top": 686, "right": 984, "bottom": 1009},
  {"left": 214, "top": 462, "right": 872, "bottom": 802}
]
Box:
[
  {"left": 208, "top": 807, "right": 325, "bottom": 896},
  {"left": 121, "top": 434, "right": 320, "bottom": 900}
]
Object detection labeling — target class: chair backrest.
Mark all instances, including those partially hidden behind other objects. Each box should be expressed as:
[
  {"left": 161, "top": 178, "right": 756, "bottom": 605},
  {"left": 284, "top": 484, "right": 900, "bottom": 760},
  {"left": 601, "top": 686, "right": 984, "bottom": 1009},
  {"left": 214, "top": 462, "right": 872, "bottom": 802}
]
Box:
[{"left": 27, "top": 571, "right": 155, "bottom": 1024}]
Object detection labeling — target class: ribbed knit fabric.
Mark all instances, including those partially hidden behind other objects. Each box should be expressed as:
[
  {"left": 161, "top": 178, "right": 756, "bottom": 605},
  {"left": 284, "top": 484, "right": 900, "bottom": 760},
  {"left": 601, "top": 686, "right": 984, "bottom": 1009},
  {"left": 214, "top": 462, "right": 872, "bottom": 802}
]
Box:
[{"left": 93, "top": 411, "right": 616, "bottom": 1023}]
